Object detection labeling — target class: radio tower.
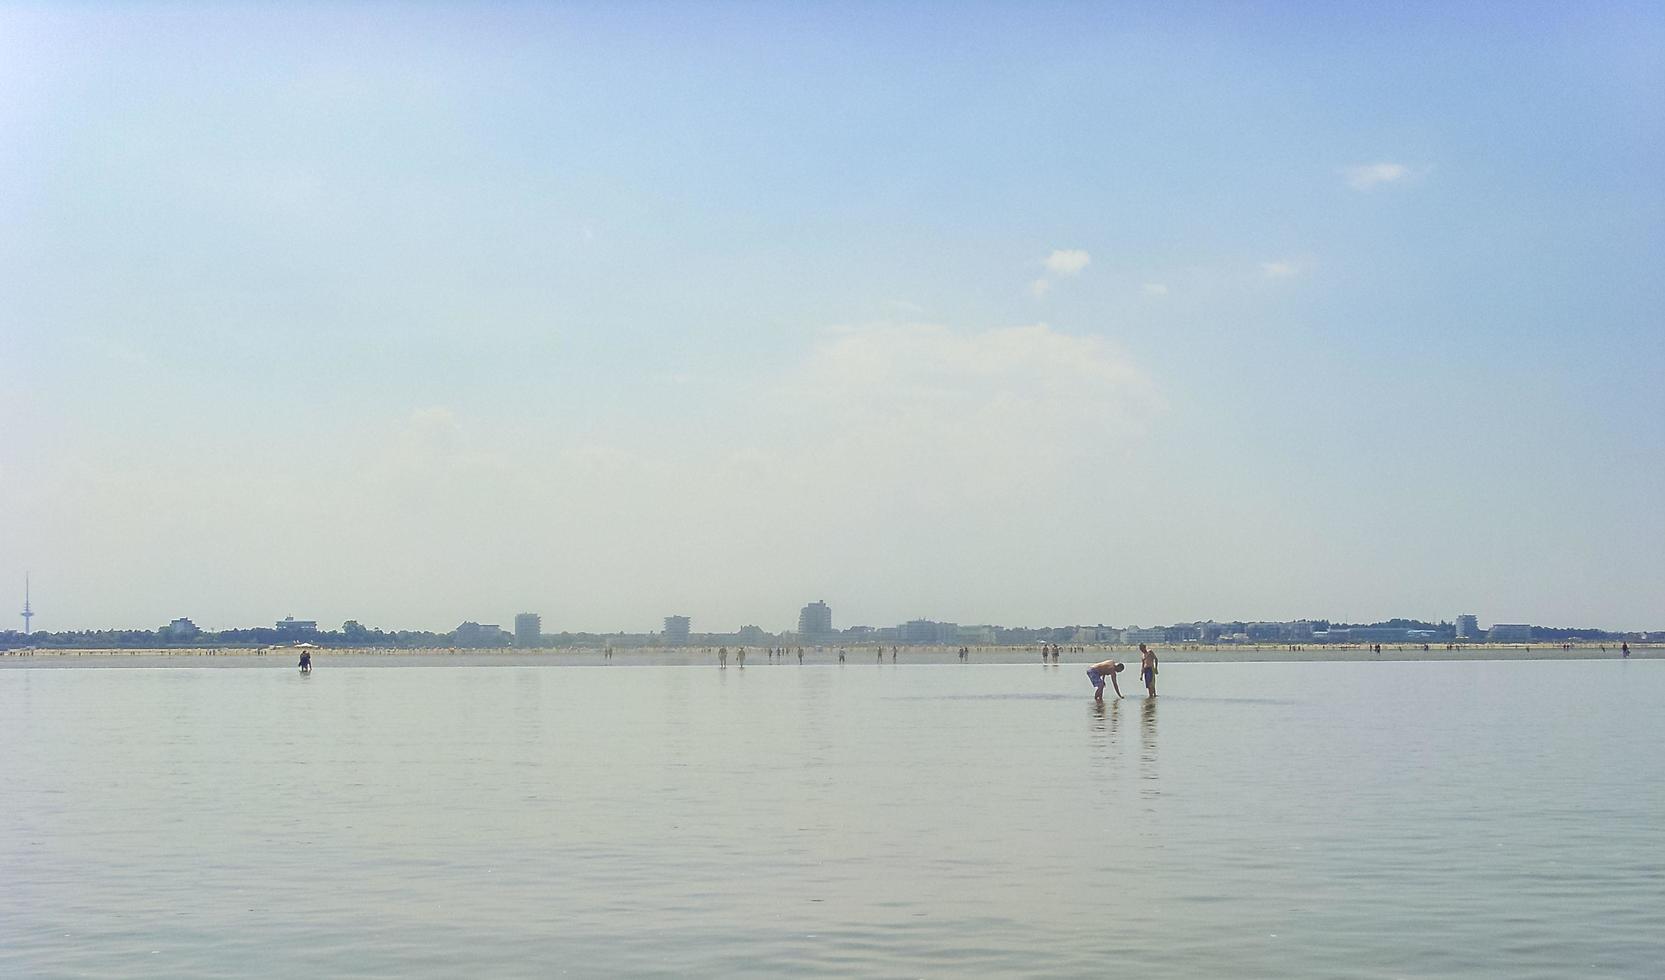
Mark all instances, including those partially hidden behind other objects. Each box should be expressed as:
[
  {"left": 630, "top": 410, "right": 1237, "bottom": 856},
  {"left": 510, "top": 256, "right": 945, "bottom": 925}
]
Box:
[{"left": 21, "top": 573, "right": 32, "bottom": 635}]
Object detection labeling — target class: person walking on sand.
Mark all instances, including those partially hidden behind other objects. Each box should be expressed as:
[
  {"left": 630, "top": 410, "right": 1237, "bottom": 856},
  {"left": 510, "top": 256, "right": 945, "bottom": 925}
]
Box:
[
  {"left": 1139, "top": 643, "right": 1158, "bottom": 697},
  {"left": 1086, "top": 659, "right": 1125, "bottom": 702}
]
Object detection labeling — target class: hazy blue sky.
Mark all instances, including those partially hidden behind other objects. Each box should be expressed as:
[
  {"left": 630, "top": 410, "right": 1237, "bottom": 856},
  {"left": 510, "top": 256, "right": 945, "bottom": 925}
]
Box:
[{"left": 3, "top": 2, "right": 1662, "bottom": 633}]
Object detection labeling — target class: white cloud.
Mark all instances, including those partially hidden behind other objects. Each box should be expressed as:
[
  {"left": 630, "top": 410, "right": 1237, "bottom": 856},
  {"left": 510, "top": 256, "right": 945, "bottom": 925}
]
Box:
[
  {"left": 401, "top": 406, "right": 464, "bottom": 456},
  {"left": 16, "top": 323, "right": 1165, "bottom": 633},
  {"left": 780, "top": 322, "right": 1161, "bottom": 474},
  {"left": 1142, "top": 282, "right": 1169, "bottom": 296},
  {"left": 1043, "top": 249, "right": 1092, "bottom": 276},
  {"left": 1260, "top": 260, "right": 1300, "bottom": 279},
  {"left": 1031, "top": 248, "right": 1091, "bottom": 299},
  {"left": 481, "top": 321, "right": 1163, "bottom": 629},
  {"left": 1343, "top": 162, "right": 1410, "bottom": 190}
]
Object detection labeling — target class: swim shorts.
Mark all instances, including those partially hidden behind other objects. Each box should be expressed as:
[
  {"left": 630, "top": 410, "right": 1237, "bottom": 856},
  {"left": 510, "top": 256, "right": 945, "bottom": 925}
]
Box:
[
  {"left": 1087, "top": 668, "right": 1104, "bottom": 689},
  {"left": 1141, "top": 667, "right": 1154, "bottom": 685}
]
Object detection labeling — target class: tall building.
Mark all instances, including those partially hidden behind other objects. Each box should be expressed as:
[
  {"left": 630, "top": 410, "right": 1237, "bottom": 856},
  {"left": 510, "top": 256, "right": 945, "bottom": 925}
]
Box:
[
  {"left": 1455, "top": 614, "right": 1479, "bottom": 640},
  {"left": 161, "top": 618, "right": 201, "bottom": 640},
  {"left": 898, "top": 619, "right": 961, "bottom": 644},
  {"left": 514, "top": 613, "right": 542, "bottom": 647},
  {"left": 798, "top": 600, "right": 833, "bottom": 636},
  {"left": 663, "top": 615, "right": 691, "bottom": 643},
  {"left": 453, "top": 622, "right": 509, "bottom": 646},
  {"left": 275, "top": 616, "right": 317, "bottom": 633}
]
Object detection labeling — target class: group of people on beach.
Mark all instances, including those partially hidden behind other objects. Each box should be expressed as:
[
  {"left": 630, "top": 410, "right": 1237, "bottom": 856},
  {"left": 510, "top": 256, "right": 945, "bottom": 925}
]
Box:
[
  {"left": 278, "top": 636, "right": 1637, "bottom": 679},
  {"left": 1085, "top": 644, "right": 1158, "bottom": 702}
]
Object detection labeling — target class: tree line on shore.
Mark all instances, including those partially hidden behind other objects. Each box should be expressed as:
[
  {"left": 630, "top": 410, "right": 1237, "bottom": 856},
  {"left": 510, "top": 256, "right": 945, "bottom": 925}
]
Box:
[{"left": 2, "top": 622, "right": 551, "bottom": 650}]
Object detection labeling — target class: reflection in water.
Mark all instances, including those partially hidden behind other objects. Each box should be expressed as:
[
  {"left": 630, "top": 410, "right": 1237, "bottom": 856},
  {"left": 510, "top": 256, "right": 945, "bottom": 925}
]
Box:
[
  {"left": 1088, "top": 699, "right": 1121, "bottom": 771},
  {"left": 513, "top": 669, "right": 543, "bottom": 742},
  {"left": 1139, "top": 698, "right": 1158, "bottom": 795}
]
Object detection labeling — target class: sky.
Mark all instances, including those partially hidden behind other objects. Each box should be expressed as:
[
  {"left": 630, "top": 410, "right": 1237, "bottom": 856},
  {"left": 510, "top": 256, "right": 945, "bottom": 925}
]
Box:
[{"left": 2, "top": 2, "right": 1662, "bottom": 634}]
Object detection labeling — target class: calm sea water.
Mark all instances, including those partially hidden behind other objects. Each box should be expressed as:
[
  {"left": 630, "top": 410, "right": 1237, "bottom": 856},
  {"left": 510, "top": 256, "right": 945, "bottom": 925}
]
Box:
[{"left": 3, "top": 657, "right": 1661, "bottom": 977}]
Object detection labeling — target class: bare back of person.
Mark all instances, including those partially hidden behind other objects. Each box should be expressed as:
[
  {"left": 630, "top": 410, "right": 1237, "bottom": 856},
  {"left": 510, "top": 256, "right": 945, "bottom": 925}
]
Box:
[{"left": 1086, "top": 659, "right": 1125, "bottom": 701}]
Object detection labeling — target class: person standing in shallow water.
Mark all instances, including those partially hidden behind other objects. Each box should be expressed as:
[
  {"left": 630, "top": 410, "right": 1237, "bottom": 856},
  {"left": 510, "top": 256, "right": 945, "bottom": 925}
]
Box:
[
  {"left": 1139, "top": 643, "right": 1158, "bottom": 697},
  {"left": 298, "top": 649, "right": 312, "bottom": 673},
  {"left": 1086, "top": 659, "right": 1125, "bottom": 702}
]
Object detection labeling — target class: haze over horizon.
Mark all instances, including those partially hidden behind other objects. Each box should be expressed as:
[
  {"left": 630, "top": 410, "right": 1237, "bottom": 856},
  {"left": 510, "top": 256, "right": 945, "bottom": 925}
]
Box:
[{"left": 3, "top": 3, "right": 1662, "bottom": 634}]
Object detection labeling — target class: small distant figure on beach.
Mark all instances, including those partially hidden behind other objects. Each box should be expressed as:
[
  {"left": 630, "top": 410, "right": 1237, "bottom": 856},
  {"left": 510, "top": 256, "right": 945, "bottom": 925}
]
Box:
[
  {"left": 719, "top": 646, "right": 728, "bottom": 666},
  {"left": 298, "top": 649, "right": 312, "bottom": 673},
  {"left": 737, "top": 648, "right": 745, "bottom": 666},
  {"left": 1622, "top": 642, "right": 1630, "bottom": 658},
  {"left": 1139, "top": 643, "right": 1158, "bottom": 697},
  {"left": 838, "top": 648, "right": 846, "bottom": 663},
  {"left": 797, "top": 648, "right": 803, "bottom": 664},
  {"left": 1086, "top": 659, "right": 1125, "bottom": 702}
]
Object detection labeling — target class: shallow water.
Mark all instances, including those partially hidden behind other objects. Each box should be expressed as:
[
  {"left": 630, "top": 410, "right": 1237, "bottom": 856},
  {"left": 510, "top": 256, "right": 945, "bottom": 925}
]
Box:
[{"left": 3, "top": 659, "right": 1661, "bottom": 977}]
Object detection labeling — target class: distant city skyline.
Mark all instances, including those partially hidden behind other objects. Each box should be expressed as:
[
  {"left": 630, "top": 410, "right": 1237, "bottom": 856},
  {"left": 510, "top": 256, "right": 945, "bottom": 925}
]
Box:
[
  {"left": 8, "top": 579, "right": 1657, "bottom": 641},
  {"left": 4, "top": 5, "right": 1661, "bottom": 632}
]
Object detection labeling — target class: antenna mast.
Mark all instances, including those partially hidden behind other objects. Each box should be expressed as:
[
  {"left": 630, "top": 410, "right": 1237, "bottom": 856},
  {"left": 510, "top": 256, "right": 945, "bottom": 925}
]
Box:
[{"left": 21, "top": 573, "right": 32, "bottom": 635}]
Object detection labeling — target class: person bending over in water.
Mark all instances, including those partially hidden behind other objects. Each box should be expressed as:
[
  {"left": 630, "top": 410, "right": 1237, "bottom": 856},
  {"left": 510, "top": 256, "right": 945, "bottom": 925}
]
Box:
[
  {"left": 298, "top": 650, "right": 312, "bottom": 673},
  {"left": 1138, "top": 643, "right": 1157, "bottom": 697},
  {"left": 1086, "top": 659, "right": 1125, "bottom": 702}
]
